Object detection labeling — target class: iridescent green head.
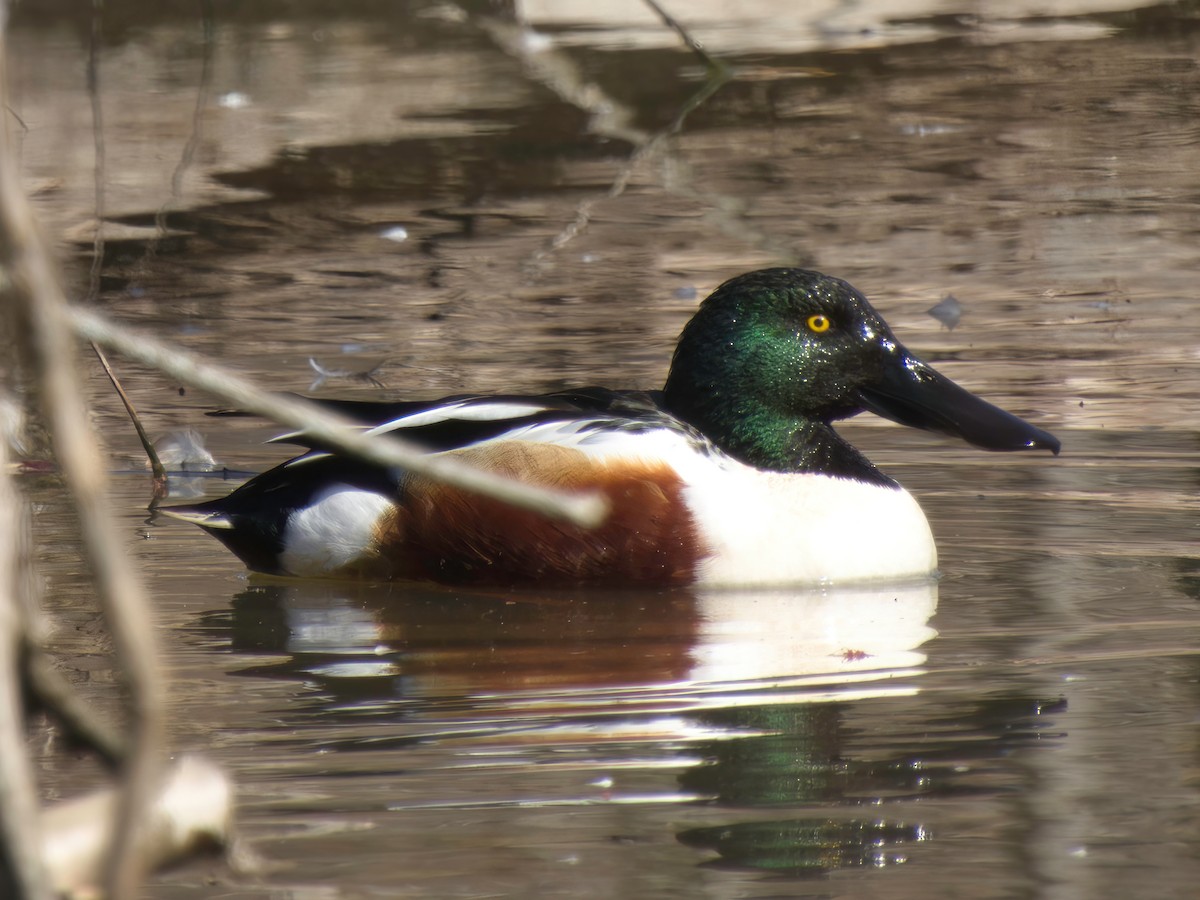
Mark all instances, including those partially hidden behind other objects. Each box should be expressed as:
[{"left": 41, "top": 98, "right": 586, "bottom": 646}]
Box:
[{"left": 661, "top": 268, "right": 1059, "bottom": 479}]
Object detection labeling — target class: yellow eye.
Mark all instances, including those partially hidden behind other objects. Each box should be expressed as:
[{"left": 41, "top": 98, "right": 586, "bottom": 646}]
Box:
[{"left": 806, "top": 314, "right": 831, "bottom": 333}]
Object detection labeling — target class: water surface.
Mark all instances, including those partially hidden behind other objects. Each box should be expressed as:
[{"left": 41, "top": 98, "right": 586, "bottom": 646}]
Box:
[{"left": 9, "top": 1, "right": 1200, "bottom": 897}]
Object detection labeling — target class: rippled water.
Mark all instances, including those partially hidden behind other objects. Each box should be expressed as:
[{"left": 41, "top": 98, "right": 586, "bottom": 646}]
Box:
[{"left": 9, "top": 2, "right": 1200, "bottom": 897}]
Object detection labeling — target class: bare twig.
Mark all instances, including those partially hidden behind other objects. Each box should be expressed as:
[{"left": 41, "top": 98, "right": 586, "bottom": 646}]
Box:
[
  {"left": 0, "top": 7, "right": 54, "bottom": 897},
  {"left": 81, "top": 1, "right": 167, "bottom": 486},
  {"left": 41, "top": 755, "right": 232, "bottom": 897},
  {"left": 477, "top": 3, "right": 733, "bottom": 265},
  {"left": 642, "top": 0, "right": 723, "bottom": 72},
  {"left": 0, "top": 25, "right": 167, "bottom": 900},
  {"left": 24, "top": 654, "right": 128, "bottom": 768},
  {"left": 68, "top": 307, "right": 611, "bottom": 529},
  {"left": 308, "top": 356, "right": 388, "bottom": 391},
  {"left": 0, "top": 7, "right": 61, "bottom": 895},
  {"left": 20, "top": 230, "right": 166, "bottom": 900},
  {"left": 19, "top": 210, "right": 167, "bottom": 900},
  {"left": 0, "top": 408, "right": 52, "bottom": 900},
  {"left": 85, "top": 0, "right": 105, "bottom": 306},
  {"left": 92, "top": 344, "right": 168, "bottom": 486},
  {"left": 537, "top": 54, "right": 730, "bottom": 262},
  {"left": 1, "top": 400, "right": 127, "bottom": 767},
  {"left": 152, "top": 0, "right": 215, "bottom": 246},
  {"left": 3, "top": 102, "right": 27, "bottom": 132},
  {"left": 475, "top": 16, "right": 647, "bottom": 147}
]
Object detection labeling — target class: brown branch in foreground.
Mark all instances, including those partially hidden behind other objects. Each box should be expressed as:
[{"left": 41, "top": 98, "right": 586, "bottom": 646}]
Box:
[
  {"left": 18, "top": 205, "right": 167, "bottom": 900},
  {"left": 1, "top": 10, "right": 230, "bottom": 886},
  {"left": 0, "top": 22, "right": 167, "bottom": 900},
  {"left": 68, "top": 306, "right": 610, "bottom": 529},
  {"left": 24, "top": 653, "right": 128, "bottom": 768},
  {"left": 5, "top": 400, "right": 127, "bottom": 767},
  {"left": 41, "top": 755, "right": 232, "bottom": 897},
  {"left": 0, "top": 406, "right": 52, "bottom": 899}
]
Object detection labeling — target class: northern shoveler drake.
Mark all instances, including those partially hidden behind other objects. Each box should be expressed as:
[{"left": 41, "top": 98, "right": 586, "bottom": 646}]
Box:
[{"left": 165, "top": 268, "right": 1059, "bottom": 587}]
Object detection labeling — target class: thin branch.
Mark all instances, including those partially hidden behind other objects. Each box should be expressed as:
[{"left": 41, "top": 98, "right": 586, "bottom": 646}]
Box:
[
  {"left": 81, "top": 2, "right": 167, "bottom": 486},
  {"left": 24, "top": 220, "right": 167, "bottom": 900},
  {"left": 0, "top": 5, "right": 56, "bottom": 894},
  {"left": 24, "top": 653, "right": 127, "bottom": 768},
  {"left": 0, "top": 6, "right": 58, "bottom": 894},
  {"left": 68, "top": 307, "right": 611, "bottom": 530},
  {"left": 86, "top": 0, "right": 105, "bottom": 306},
  {"left": 476, "top": 16, "right": 648, "bottom": 147},
  {"left": 642, "top": 0, "right": 723, "bottom": 73},
  {"left": 0, "top": 417, "right": 52, "bottom": 900},
  {"left": 41, "top": 755, "right": 232, "bottom": 896},
  {"left": 478, "top": 4, "right": 732, "bottom": 265},
  {"left": 536, "top": 58, "right": 731, "bottom": 263},
  {"left": 1, "top": 34, "right": 167, "bottom": 899},
  {"left": 3, "top": 400, "right": 126, "bottom": 767},
  {"left": 92, "top": 344, "right": 168, "bottom": 485},
  {"left": 152, "top": 0, "right": 215, "bottom": 247},
  {"left": 3, "top": 102, "right": 27, "bottom": 132}
]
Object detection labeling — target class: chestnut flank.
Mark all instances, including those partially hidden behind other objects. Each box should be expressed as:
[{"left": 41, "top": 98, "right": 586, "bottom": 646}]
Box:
[{"left": 374, "top": 442, "right": 708, "bottom": 586}]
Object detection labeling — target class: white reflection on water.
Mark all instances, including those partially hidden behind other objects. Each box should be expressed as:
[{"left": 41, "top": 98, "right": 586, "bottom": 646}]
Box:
[
  {"left": 244, "top": 577, "right": 937, "bottom": 717},
  {"left": 690, "top": 581, "right": 937, "bottom": 686}
]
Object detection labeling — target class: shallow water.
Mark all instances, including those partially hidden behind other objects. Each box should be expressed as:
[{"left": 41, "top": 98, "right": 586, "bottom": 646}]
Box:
[{"left": 8, "top": 1, "right": 1200, "bottom": 897}]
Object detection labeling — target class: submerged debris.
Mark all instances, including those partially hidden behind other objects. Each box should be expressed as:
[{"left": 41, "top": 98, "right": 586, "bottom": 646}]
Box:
[
  {"left": 926, "top": 294, "right": 963, "bottom": 330},
  {"left": 308, "top": 357, "right": 387, "bottom": 391},
  {"left": 152, "top": 429, "right": 218, "bottom": 472}
]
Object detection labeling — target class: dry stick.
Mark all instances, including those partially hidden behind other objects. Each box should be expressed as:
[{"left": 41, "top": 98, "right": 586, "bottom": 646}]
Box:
[
  {"left": 475, "top": 16, "right": 647, "bottom": 269},
  {"left": 481, "top": 4, "right": 732, "bottom": 265},
  {"left": 152, "top": 0, "right": 214, "bottom": 245},
  {"left": 639, "top": 3, "right": 801, "bottom": 263},
  {"left": 84, "top": 0, "right": 104, "bottom": 304},
  {"left": 634, "top": 1, "right": 767, "bottom": 253},
  {"left": 537, "top": 73, "right": 729, "bottom": 260},
  {"left": 126, "top": 2, "right": 212, "bottom": 489},
  {"left": 3, "top": 101, "right": 26, "bottom": 132},
  {"left": 68, "top": 307, "right": 610, "bottom": 529},
  {"left": 544, "top": 1, "right": 791, "bottom": 266},
  {"left": 92, "top": 345, "right": 168, "bottom": 485},
  {"left": 0, "top": 6, "right": 57, "bottom": 896},
  {"left": 17, "top": 215, "right": 167, "bottom": 900},
  {"left": 0, "top": 422, "right": 53, "bottom": 900},
  {"left": 646, "top": 0, "right": 733, "bottom": 138},
  {"left": 0, "top": 84, "right": 166, "bottom": 900},
  {"left": 41, "top": 754, "right": 233, "bottom": 896},
  {"left": 24, "top": 655, "right": 128, "bottom": 769},
  {"left": 4, "top": 402, "right": 126, "bottom": 769},
  {"left": 84, "top": 0, "right": 167, "bottom": 484},
  {"left": 642, "top": 0, "right": 722, "bottom": 72},
  {"left": 476, "top": 16, "right": 647, "bottom": 147}
]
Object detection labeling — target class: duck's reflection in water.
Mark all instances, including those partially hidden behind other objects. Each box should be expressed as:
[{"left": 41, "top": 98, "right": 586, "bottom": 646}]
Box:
[
  {"left": 213, "top": 578, "right": 938, "bottom": 703},
  {"left": 204, "top": 581, "right": 1065, "bottom": 876}
]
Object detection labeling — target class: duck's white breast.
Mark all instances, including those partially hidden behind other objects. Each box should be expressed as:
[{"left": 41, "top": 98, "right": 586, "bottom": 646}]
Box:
[
  {"left": 518, "top": 423, "right": 938, "bottom": 586},
  {"left": 508, "top": 421, "right": 938, "bottom": 586},
  {"left": 682, "top": 466, "right": 937, "bottom": 586}
]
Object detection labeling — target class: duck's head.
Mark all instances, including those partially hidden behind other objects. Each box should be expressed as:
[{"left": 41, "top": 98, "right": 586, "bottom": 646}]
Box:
[{"left": 661, "top": 268, "right": 1060, "bottom": 478}]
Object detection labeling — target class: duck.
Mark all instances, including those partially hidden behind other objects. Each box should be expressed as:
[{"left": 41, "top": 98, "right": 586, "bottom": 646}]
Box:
[{"left": 164, "top": 267, "right": 1059, "bottom": 587}]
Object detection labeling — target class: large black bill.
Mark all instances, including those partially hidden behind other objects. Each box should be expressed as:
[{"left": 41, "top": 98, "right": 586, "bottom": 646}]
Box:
[{"left": 857, "top": 351, "right": 1061, "bottom": 454}]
